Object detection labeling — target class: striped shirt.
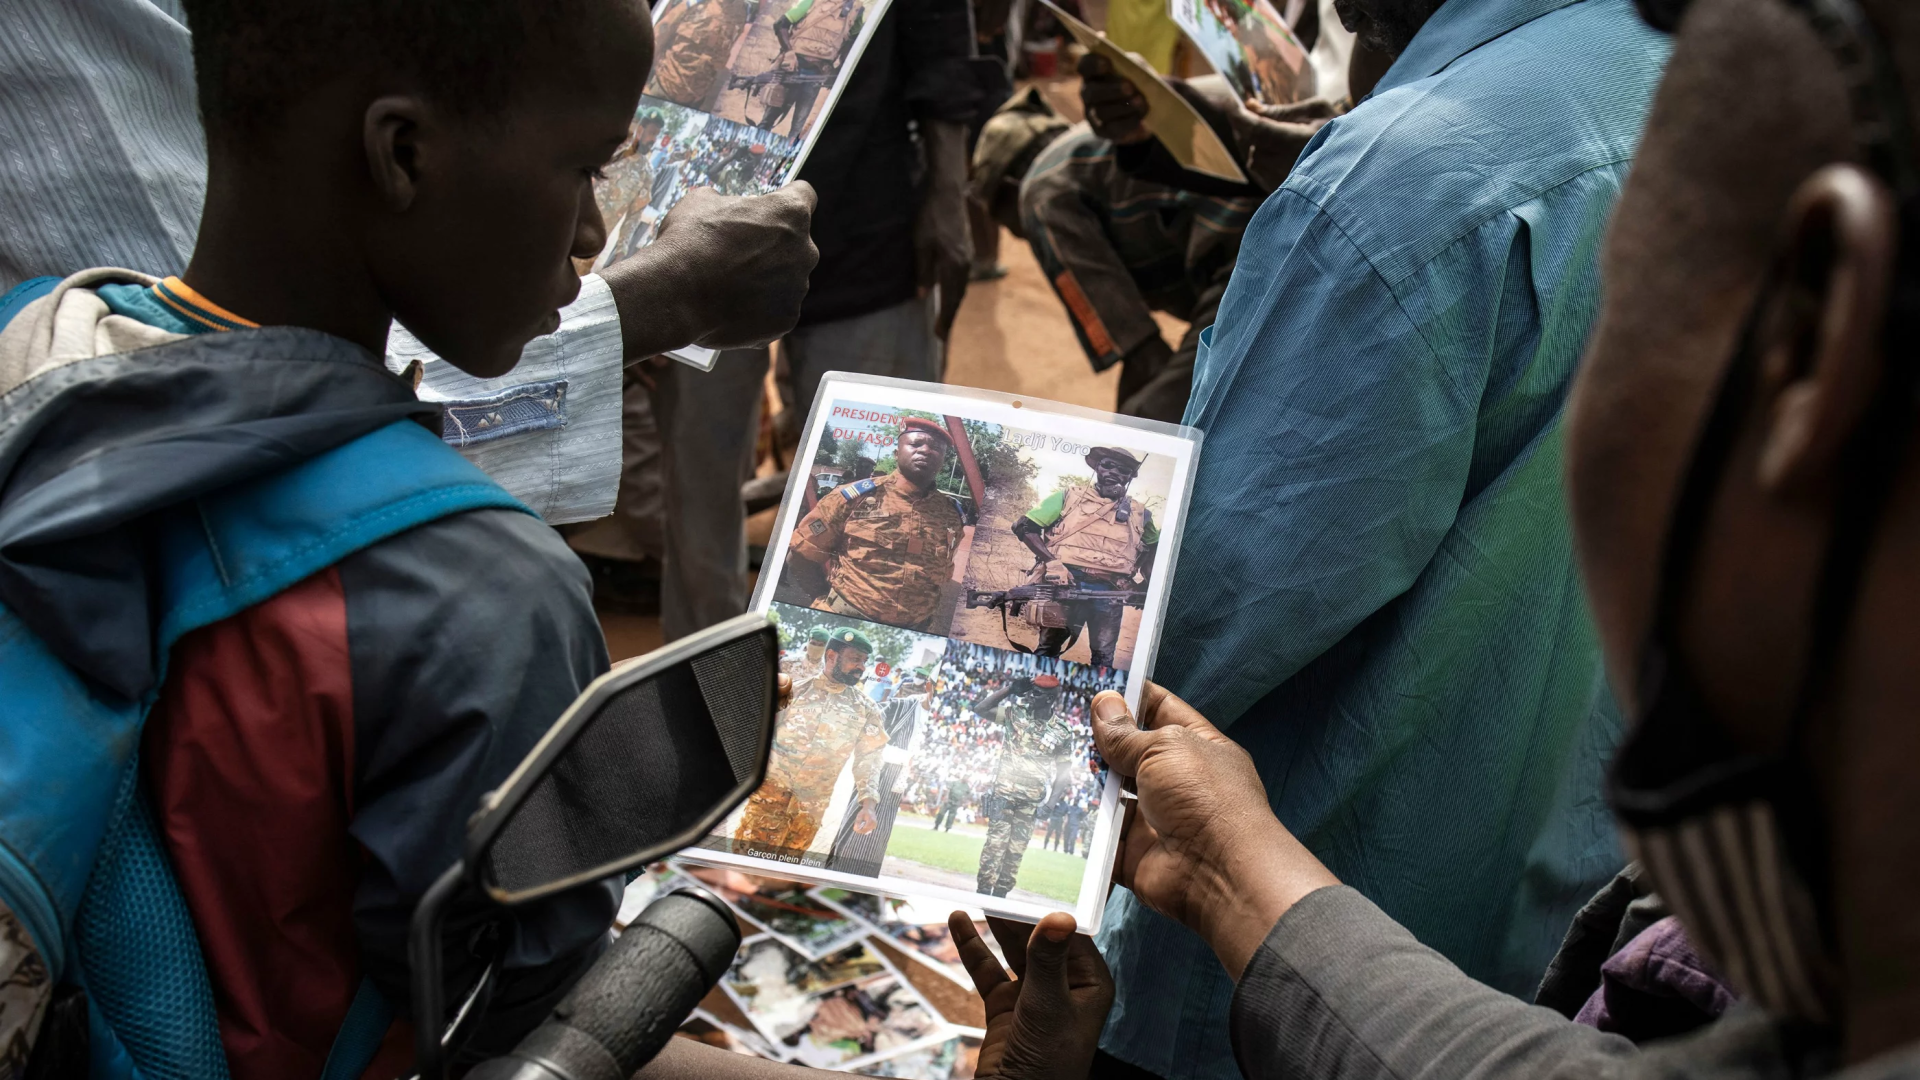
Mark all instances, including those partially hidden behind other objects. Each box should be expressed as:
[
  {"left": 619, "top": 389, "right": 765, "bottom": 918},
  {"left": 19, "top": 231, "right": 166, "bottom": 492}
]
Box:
[{"left": 0, "top": 0, "right": 621, "bottom": 524}]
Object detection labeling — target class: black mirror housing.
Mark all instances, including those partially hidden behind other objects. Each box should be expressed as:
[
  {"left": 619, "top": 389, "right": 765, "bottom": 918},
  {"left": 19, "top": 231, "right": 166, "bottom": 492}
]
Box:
[{"left": 468, "top": 612, "right": 779, "bottom": 905}]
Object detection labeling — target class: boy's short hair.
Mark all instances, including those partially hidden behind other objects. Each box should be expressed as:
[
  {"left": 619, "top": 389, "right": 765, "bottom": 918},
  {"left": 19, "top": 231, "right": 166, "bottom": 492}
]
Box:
[{"left": 181, "top": 0, "right": 633, "bottom": 147}]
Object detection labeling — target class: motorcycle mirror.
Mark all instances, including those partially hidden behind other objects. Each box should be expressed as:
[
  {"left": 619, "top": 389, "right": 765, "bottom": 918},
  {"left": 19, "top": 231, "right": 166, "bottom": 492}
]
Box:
[
  {"left": 472, "top": 611, "right": 779, "bottom": 903},
  {"left": 408, "top": 612, "right": 777, "bottom": 1079}
]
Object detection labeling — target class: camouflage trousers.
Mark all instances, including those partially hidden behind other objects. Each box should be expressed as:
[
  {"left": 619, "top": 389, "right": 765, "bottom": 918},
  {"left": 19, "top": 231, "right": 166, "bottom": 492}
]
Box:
[
  {"left": 814, "top": 588, "right": 937, "bottom": 633},
  {"left": 976, "top": 770, "right": 1048, "bottom": 897},
  {"left": 732, "top": 778, "right": 829, "bottom": 855},
  {"left": 1035, "top": 574, "right": 1130, "bottom": 668}
]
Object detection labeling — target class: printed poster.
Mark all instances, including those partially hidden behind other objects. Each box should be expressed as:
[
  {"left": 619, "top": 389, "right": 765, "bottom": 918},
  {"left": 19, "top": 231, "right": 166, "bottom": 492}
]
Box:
[{"left": 678, "top": 376, "right": 1201, "bottom": 931}]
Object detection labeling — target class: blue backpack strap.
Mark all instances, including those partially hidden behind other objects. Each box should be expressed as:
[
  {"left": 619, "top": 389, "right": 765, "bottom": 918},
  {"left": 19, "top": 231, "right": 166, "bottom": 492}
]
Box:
[
  {"left": 0, "top": 275, "right": 59, "bottom": 331},
  {"left": 320, "top": 979, "right": 393, "bottom": 1080},
  {"left": 0, "top": 418, "right": 531, "bottom": 1080}
]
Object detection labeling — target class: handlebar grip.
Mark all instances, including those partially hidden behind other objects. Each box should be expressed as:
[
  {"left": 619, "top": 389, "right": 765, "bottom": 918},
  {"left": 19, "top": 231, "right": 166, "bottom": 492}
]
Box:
[{"left": 465, "top": 889, "right": 740, "bottom": 1080}]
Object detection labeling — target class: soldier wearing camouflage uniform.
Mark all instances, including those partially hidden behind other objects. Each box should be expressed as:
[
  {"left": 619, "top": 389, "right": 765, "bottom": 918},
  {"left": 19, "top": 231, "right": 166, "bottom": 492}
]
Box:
[
  {"left": 733, "top": 630, "right": 891, "bottom": 856},
  {"left": 786, "top": 418, "right": 968, "bottom": 631},
  {"left": 971, "top": 87, "right": 1260, "bottom": 422},
  {"left": 760, "top": 0, "right": 864, "bottom": 137},
  {"left": 1014, "top": 447, "right": 1158, "bottom": 670},
  {"left": 781, "top": 626, "right": 830, "bottom": 684},
  {"left": 592, "top": 111, "right": 665, "bottom": 260},
  {"left": 647, "top": 0, "right": 751, "bottom": 110},
  {"left": 972, "top": 674, "right": 1077, "bottom": 897}
]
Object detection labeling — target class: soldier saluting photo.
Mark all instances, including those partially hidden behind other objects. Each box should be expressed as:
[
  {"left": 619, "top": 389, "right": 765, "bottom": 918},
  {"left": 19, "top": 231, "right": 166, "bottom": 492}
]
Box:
[
  {"left": 786, "top": 418, "right": 968, "bottom": 632},
  {"left": 780, "top": 625, "right": 831, "bottom": 683},
  {"left": 1012, "top": 447, "right": 1158, "bottom": 669},
  {"left": 733, "top": 629, "right": 890, "bottom": 858},
  {"left": 971, "top": 672, "right": 1077, "bottom": 898}
]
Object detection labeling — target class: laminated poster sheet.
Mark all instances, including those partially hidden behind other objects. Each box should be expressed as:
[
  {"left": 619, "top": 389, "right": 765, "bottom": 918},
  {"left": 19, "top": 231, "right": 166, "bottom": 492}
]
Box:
[
  {"left": 1039, "top": 0, "right": 1246, "bottom": 183},
  {"left": 588, "top": 0, "right": 895, "bottom": 370},
  {"left": 1168, "top": 0, "right": 1315, "bottom": 106},
  {"left": 679, "top": 375, "right": 1203, "bottom": 931}
]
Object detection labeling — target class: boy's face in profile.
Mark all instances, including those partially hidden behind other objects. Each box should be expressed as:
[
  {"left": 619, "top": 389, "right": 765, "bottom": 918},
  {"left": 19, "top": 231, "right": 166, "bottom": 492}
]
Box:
[{"left": 371, "top": 5, "right": 653, "bottom": 378}]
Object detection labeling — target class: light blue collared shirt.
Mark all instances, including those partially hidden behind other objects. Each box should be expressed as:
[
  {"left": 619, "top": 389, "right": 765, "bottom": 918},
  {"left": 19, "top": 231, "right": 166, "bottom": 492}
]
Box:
[{"left": 1095, "top": 2, "right": 1670, "bottom": 1077}]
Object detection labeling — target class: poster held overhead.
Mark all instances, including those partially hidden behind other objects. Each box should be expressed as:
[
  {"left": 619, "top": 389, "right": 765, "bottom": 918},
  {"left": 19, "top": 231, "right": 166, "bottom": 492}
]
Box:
[{"left": 1038, "top": 0, "right": 1246, "bottom": 183}]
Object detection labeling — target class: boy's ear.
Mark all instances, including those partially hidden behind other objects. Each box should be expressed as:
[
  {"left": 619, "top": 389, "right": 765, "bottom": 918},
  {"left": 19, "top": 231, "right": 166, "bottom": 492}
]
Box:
[
  {"left": 363, "top": 95, "right": 431, "bottom": 213},
  {"left": 1751, "top": 163, "right": 1899, "bottom": 494}
]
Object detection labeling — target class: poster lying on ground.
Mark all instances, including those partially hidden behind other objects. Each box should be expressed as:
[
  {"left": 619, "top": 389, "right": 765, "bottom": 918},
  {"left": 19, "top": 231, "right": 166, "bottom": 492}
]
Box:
[
  {"left": 588, "top": 0, "right": 894, "bottom": 368},
  {"left": 1169, "top": 0, "right": 1315, "bottom": 106},
  {"left": 677, "top": 375, "right": 1202, "bottom": 931}
]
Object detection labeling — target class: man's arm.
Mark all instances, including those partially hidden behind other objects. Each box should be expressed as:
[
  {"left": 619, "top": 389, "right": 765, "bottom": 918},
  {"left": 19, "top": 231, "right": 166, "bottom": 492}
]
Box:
[
  {"left": 849, "top": 709, "right": 892, "bottom": 805},
  {"left": 1019, "top": 155, "right": 1170, "bottom": 371},
  {"left": 788, "top": 491, "right": 851, "bottom": 565},
  {"left": 601, "top": 183, "right": 818, "bottom": 357},
  {"left": 971, "top": 684, "right": 1016, "bottom": 714},
  {"left": 1091, "top": 686, "right": 1640, "bottom": 1080},
  {"left": 1232, "top": 888, "right": 1638, "bottom": 1080},
  {"left": 340, "top": 510, "right": 617, "bottom": 1051},
  {"left": 1011, "top": 515, "right": 1057, "bottom": 565}
]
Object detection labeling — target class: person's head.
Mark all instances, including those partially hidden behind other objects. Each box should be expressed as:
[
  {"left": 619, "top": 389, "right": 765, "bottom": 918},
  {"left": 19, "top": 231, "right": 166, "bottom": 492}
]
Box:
[
  {"left": 181, "top": 0, "right": 652, "bottom": 377},
  {"left": 1086, "top": 447, "right": 1143, "bottom": 497},
  {"left": 895, "top": 419, "right": 954, "bottom": 488},
  {"left": 636, "top": 110, "right": 667, "bottom": 147},
  {"left": 822, "top": 631, "right": 872, "bottom": 685},
  {"left": 971, "top": 88, "right": 1070, "bottom": 239},
  {"left": 805, "top": 627, "right": 830, "bottom": 661},
  {"left": 1024, "top": 672, "right": 1063, "bottom": 715},
  {"left": 1330, "top": 0, "right": 1448, "bottom": 57},
  {"left": 1566, "top": 0, "right": 1920, "bottom": 1058}
]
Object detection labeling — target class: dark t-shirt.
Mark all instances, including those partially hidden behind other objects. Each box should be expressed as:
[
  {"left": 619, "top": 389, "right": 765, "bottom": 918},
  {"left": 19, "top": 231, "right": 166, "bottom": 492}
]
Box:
[{"left": 794, "top": 0, "right": 978, "bottom": 326}]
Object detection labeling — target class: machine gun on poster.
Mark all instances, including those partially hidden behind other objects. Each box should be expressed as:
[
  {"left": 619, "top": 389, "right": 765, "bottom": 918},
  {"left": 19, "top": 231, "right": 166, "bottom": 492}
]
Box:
[
  {"left": 965, "top": 583, "right": 1148, "bottom": 614},
  {"left": 727, "top": 69, "right": 835, "bottom": 92}
]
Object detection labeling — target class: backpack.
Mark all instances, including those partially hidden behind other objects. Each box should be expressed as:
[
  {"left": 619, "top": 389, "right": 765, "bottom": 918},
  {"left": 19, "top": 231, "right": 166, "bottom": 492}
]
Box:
[{"left": 0, "top": 278, "right": 532, "bottom": 1079}]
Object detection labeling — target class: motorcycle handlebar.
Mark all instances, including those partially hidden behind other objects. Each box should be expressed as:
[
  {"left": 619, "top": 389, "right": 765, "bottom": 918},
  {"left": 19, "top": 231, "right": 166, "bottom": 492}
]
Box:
[{"left": 464, "top": 889, "right": 741, "bottom": 1080}]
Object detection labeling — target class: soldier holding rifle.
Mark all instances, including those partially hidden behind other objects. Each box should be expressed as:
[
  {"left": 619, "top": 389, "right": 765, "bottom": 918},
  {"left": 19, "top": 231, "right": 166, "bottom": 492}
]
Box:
[{"left": 1011, "top": 447, "right": 1157, "bottom": 669}]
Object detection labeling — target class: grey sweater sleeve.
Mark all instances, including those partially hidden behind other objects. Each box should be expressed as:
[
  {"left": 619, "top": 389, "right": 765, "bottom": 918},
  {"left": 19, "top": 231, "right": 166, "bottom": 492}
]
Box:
[{"left": 1229, "top": 887, "right": 1640, "bottom": 1080}]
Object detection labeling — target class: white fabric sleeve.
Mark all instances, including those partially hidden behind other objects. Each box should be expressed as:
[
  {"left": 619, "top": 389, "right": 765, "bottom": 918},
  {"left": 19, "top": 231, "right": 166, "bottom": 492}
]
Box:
[{"left": 385, "top": 274, "right": 624, "bottom": 525}]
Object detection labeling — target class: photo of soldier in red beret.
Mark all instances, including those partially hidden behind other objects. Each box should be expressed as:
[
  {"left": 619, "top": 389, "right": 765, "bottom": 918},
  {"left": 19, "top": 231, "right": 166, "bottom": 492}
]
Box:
[{"left": 777, "top": 407, "right": 983, "bottom": 635}]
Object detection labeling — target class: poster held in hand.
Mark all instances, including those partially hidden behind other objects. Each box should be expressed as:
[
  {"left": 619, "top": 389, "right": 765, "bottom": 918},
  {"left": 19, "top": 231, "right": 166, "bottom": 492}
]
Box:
[
  {"left": 1169, "top": 0, "right": 1315, "bottom": 106},
  {"left": 676, "top": 375, "right": 1201, "bottom": 932},
  {"left": 1039, "top": 0, "right": 1246, "bottom": 183},
  {"left": 589, "top": 0, "right": 896, "bottom": 370}
]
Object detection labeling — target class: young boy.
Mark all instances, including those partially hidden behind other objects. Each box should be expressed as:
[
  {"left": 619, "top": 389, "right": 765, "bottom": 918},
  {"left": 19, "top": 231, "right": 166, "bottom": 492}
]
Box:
[{"left": 0, "top": 1, "right": 655, "bottom": 1076}]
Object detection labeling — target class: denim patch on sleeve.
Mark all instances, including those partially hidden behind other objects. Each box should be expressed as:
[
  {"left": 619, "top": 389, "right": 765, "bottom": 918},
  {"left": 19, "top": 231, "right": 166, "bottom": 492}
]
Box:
[{"left": 440, "top": 380, "right": 568, "bottom": 446}]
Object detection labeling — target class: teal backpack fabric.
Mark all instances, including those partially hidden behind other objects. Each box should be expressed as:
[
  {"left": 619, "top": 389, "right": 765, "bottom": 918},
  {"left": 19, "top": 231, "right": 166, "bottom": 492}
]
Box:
[{"left": 0, "top": 286, "right": 530, "bottom": 1078}]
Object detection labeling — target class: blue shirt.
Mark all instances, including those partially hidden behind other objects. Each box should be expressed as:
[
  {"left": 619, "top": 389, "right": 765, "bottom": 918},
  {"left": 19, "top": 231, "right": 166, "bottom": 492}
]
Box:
[{"left": 1093, "top": 2, "right": 1669, "bottom": 1077}]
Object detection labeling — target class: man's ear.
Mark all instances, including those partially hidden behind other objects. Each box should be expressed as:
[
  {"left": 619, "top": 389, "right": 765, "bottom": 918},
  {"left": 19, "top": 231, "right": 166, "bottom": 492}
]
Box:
[
  {"left": 1752, "top": 163, "right": 1900, "bottom": 493},
  {"left": 363, "top": 95, "right": 431, "bottom": 213}
]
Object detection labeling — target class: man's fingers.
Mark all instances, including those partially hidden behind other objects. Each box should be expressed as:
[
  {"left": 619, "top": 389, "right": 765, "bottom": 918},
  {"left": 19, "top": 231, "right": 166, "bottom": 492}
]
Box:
[
  {"left": 777, "top": 179, "right": 819, "bottom": 211},
  {"left": 950, "top": 912, "right": 1012, "bottom": 999},
  {"left": 1136, "top": 681, "right": 1233, "bottom": 744},
  {"left": 985, "top": 915, "right": 1029, "bottom": 978},
  {"left": 776, "top": 673, "right": 793, "bottom": 711},
  {"left": 1090, "top": 691, "right": 1153, "bottom": 776},
  {"left": 1019, "top": 914, "right": 1075, "bottom": 996}
]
